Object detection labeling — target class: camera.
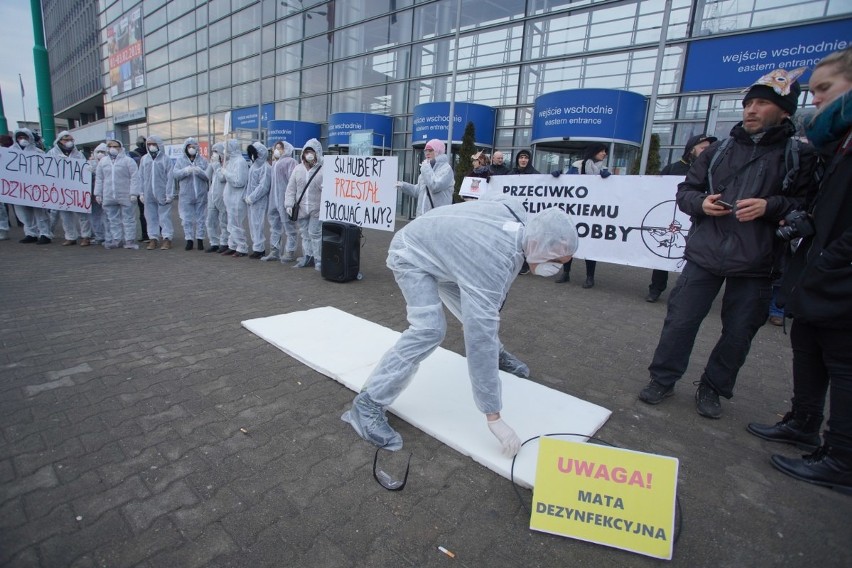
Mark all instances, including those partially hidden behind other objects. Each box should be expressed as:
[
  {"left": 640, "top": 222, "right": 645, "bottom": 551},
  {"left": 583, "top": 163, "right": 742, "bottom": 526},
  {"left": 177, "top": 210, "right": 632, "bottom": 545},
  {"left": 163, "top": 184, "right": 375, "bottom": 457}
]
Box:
[{"left": 776, "top": 210, "right": 815, "bottom": 241}]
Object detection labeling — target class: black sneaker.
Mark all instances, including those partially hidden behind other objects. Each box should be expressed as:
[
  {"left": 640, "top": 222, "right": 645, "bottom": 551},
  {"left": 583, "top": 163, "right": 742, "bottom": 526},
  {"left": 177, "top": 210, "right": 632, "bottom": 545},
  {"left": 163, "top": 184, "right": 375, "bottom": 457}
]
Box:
[
  {"left": 36, "top": 236, "right": 51, "bottom": 245},
  {"left": 220, "top": 248, "right": 236, "bottom": 256},
  {"left": 695, "top": 382, "right": 722, "bottom": 419},
  {"left": 205, "top": 245, "right": 219, "bottom": 253},
  {"left": 638, "top": 380, "right": 674, "bottom": 404},
  {"left": 248, "top": 250, "right": 264, "bottom": 259},
  {"left": 646, "top": 290, "right": 661, "bottom": 303},
  {"left": 19, "top": 235, "right": 38, "bottom": 243},
  {"left": 233, "top": 251, "right": 247, "bottom": 258}
]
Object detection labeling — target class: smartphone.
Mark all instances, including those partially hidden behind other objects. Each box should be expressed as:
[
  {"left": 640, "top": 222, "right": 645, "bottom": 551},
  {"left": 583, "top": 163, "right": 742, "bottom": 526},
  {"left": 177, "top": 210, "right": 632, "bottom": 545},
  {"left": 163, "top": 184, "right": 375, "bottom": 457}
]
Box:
[{"left": 717, "top": 199, "right": 734, "bottom": 210}]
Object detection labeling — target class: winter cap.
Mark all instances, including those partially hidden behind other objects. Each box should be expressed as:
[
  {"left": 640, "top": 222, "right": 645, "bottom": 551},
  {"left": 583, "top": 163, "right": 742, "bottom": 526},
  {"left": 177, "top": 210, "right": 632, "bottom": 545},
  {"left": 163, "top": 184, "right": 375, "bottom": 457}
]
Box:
[
  {"left": 424, "top": 139, "right": 445, "bottom": 156},
  {"left": 681, "top": 133, "right": 717, "bottom": 160},
  {"left": 742, "top": 67, "right": 806, "bottom": 116}
]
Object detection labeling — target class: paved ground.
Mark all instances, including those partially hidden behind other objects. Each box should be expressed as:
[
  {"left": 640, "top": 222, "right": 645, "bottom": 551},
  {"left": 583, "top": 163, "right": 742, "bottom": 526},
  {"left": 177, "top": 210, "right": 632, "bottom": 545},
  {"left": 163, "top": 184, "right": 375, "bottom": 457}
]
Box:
[{"left": 0, "top": 211, "right": 850, "bottom": 568}]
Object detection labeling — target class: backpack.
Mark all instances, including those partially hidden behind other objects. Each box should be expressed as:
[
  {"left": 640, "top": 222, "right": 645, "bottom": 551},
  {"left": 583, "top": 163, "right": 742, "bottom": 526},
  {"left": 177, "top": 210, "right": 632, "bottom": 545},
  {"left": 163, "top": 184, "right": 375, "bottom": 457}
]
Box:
[{"left": 706, "top": 136, "right": 814, "bottom": 195}]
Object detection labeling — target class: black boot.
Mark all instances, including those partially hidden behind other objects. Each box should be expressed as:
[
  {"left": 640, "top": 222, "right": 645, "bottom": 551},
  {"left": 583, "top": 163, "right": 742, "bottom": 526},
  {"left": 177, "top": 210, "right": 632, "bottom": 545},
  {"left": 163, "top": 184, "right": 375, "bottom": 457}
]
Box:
[
  {"left": 771, "top": 444, "right": 852, "bottom": 494},
  {"left": 555, "top": 262, "right": 570, "bottom": 283},
  {"left": 185, "top": 239, "right": 193, "bottom": 250},
  {"left": 197, "top": 239, "right": 204, "bottom": 251},
  {"left": 747, "top": 411, "right": 822, "bottom": 449}
]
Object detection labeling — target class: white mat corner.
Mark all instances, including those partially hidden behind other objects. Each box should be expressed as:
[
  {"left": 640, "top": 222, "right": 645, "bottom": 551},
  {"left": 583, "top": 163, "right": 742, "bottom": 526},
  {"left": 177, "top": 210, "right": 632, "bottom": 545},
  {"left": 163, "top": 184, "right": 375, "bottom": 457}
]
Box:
[{"left": 243, "top": 306, "right": 611, "bottom": 488}]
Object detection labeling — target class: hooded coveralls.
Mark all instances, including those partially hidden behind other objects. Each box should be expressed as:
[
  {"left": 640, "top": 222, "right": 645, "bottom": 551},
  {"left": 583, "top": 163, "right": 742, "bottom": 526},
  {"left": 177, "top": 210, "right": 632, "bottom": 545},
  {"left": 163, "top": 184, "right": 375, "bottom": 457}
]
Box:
[
  {"left": 139, "top": 135, "right": 175, "bottom": 241},
  {"left": 205, "top": 143, "right": 229, "bottom": 247},
  {"left": 12, "top": 128, "right": 52, "bottom": 239},
  {"left": 269, "top": 142, "right": 298, "bottom": 258},
  {"left": 94, "top": 139, "right": 139, "bottom": 245},
  {"left": 47, "top": 131, "right": 92, "bottom": 242},
  {"left": 221, "top": 139, "right": 250, "bottom": 253},
  {"left": 172, "top": 137, "right": 209, "bottom": 240},
  {"left": 284, "top": 138, "right": 324, "bottom": 264},
  {"left": 244, "top": 141, "right": 272, "bottom": 253}
]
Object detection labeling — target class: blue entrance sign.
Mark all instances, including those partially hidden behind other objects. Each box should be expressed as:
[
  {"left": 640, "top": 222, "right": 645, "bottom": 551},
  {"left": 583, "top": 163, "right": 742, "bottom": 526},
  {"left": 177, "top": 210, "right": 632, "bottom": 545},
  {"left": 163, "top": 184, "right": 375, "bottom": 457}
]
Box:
[
  {"left": 328, "top": 113, "right": 393, "bottom": 149},
  {"left": 231, "top": 103, "right": 276, "bottom": 130},
  {"left": 411, "top": 102, "right": 496, "bottom": 146},
  {"left": 267, "top": 120, "right": 321, "bottom": 149},
  {"left": 531, "top": 89, "right": 647, "bottom": 146},
  {"left": 683, "top": 19, "right": 851, "bottom": 92}
]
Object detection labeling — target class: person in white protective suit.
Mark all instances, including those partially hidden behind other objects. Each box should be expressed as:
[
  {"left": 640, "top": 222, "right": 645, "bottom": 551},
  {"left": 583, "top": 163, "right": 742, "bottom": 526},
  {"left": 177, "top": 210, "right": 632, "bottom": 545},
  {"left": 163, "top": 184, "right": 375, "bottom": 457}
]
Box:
[
  {"left": 12, "top": 128, "right": 53, "bottom": 244},
  {"left": 94, "top": 138, "right": 140, "bottom": 249},
  {"left": 204, "top": 142, "right": 229, "bottom": 253},
  {"left": 48, "top": 131, "right": 94, "bottom": 247},
  {"left": 341, "top": 200, "right": 579, "bottom": 456},
  {"left": 243, "top": 141, "right": 272, "bottom": 259},
  {"left": 88, "top": 143, "right": 109, "bottom": 244},
  {"left": 139, "top": 135, "right": 175, "bottom": 250},
  {"left": 172, "top": 137, "right": 209, "bottom": 251},
  {"left": 262, "top": 140, "right": 299, "bottom": 262},
  {"left": 284, "top": 138, "right": 324, "bottom": 270},
  {"left": 396, "top": 138, "right": 454, "bottom": 217},
  {"left": 220, "top": 138, "right": 250, "bottom": 257}
]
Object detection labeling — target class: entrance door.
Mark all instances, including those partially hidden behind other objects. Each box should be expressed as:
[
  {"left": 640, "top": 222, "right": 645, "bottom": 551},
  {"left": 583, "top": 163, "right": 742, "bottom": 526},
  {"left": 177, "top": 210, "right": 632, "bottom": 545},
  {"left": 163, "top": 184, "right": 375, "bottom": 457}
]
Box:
[{"left": 707, "top": 94, "right": 743, "bottom": 140}]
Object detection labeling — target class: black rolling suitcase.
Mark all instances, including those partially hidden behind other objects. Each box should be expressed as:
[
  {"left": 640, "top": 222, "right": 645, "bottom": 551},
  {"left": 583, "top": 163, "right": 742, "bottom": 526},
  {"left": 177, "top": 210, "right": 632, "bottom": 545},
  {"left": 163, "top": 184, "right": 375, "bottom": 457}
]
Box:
[{"left": 321, "top": 221, "right": 363, "bottom": 282}]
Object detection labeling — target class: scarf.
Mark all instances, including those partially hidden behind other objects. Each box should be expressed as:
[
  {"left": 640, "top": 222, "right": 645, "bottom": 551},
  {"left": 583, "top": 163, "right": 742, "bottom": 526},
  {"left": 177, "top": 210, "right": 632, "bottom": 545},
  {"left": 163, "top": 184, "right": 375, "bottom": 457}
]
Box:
[{"left": 806, "top": 90, "right": 852, "bottom": 148}]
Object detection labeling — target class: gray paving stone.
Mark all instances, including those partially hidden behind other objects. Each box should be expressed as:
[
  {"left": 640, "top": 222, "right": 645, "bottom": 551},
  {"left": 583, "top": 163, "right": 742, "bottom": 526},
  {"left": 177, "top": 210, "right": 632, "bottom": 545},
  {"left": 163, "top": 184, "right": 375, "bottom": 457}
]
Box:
[
  {"left": 37, "top": 509, "right": 131, "bottom": 568},
  {"left": 23, "top": 470, "right": 103, "bottom": 521},
  {"left": 0, "top": 503, "right": 77, "bottom": 565},
  {"left": 147, "top": 521, "right": 238, "bottom": 568},
  {"left": 122, "top": 480, "right": 199, "bottom": 533},
  {"left": 1, "top": 464, "right": 59, "bottom": 503},
  {"left": 170, "top": 487, "right": 245, "bottom": 539},
  {"left": 73, "top": 475, "right": 150, "bottom": 525},
  {"left": 98, "top": 446, "right": 168, "bottom": 487}
]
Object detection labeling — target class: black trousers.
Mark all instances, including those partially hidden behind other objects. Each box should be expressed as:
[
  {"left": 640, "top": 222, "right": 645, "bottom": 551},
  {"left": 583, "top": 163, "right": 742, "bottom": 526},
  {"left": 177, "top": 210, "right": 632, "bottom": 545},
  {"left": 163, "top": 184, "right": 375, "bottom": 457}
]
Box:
[
  {"left": 649, "top": 269, "right": 669, "bottom": 293},
  {"left": 563, "top": 258, "right": 596, "bottom": 278},
  {"left": 648, "top": 262, "right": 771, "bottom": 398},
  {"left": 790, "top": 320, "right": 852, "bottom": 450}
]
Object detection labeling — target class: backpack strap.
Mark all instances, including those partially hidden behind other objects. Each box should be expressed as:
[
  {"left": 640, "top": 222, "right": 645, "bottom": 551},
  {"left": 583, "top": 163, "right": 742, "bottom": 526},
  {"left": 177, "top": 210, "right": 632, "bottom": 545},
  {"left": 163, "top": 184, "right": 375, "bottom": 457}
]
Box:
[
  {"left": 781, "top": 137, "right": 799, "bottom": 193},
  {"left": 706, "top": 136, "right": 734, "bottom": 193}
]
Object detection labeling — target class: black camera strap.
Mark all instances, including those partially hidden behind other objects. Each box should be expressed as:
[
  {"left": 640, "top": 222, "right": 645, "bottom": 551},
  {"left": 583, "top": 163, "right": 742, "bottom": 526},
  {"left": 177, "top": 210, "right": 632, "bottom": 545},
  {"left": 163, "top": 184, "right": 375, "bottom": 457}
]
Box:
[{"left": 293, "top": 165, "right": 322, "bottom": 215}]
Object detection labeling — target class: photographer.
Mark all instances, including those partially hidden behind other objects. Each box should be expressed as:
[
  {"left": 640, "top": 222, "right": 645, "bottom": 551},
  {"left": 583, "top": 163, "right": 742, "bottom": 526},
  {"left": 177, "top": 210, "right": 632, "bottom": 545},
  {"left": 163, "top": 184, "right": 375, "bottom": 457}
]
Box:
[
  {"left": 748, "top": 48, "right": 852, "bottom": 493},
  {"left": 637, "top": 69, "right": 819, "bottom": 419}
]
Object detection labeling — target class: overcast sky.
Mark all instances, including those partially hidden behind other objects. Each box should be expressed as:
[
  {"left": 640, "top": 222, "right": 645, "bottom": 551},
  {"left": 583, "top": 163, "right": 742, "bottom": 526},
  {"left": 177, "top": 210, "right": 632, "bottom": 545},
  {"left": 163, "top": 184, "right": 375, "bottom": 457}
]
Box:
[{"left": 0, "top": 3, "right": 41, "bottom": 128}]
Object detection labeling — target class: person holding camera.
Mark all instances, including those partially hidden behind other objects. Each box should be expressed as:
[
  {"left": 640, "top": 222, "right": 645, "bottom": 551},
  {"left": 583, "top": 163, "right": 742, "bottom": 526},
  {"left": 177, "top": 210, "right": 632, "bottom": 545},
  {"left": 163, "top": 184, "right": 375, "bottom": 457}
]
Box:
[
  {"left": 637, "top": 69, "right": 820, "bottom": 419},
  {"left": 748, "top": 48, "right": 852, "bottom": 493}
]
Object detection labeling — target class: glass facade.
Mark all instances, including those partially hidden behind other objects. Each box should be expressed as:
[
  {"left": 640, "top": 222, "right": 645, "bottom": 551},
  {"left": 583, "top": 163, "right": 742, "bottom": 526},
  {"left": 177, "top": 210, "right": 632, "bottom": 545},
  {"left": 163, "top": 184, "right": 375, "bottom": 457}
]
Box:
[{"left": 98, "top": 0, "right": 852, "bottom": 179}]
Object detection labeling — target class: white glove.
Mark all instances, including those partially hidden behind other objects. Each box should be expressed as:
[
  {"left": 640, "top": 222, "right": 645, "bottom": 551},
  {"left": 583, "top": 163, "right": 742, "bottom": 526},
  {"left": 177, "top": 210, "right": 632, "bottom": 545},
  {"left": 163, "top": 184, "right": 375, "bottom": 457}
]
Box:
[
  {"left": 95, "top": 196, "right": 102, "bottom": 205},
  {"left": 165, "top": 197, "right": 173, "bottom": 204},
  {"left": 488, "top": 418, "right": 521, "bottom": 457},
  {"left": 286, "top": 207, "right": 293, "bottom": 217},
  {"left": 130, "top": 195, "right": 137, "bottom": 203},
  {"left": 395, "top": 181, "right": 403, "bottom": 188},
  {"left": 244, "top": 196, "right": 252, "bottom": 205},
  {"left": 139, "top": 194, "right": 145, "bottom": 204}
]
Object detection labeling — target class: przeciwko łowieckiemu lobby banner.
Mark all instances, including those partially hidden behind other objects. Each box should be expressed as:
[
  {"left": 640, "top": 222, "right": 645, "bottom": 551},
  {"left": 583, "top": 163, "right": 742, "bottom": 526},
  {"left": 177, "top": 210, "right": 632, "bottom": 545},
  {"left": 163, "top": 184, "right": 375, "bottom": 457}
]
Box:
[
  {"left": 0, "top": 148, "right": 92, "bottom": 214},
  {"left": 490, "top": 174, "right": 688, "bottom": 272}
]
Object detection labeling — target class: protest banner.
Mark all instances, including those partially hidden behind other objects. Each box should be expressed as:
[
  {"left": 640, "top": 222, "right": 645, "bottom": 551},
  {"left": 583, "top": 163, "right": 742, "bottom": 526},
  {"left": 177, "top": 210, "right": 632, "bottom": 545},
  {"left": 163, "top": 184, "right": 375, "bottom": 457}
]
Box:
[
  {"left": 489, "top": 174, "right": 688, "bottom": 272},
  {"left": 530, "top": 437, "right": 679, "bottom": 560},
  {"left": 0, "top": 147, "right": 92, "bottom": 213},
  {"left": 320, "top": 155, "right": 398, "bottom": 232},
  {"left": 459, "top": 176, "right": 489, "bottom": 199}
]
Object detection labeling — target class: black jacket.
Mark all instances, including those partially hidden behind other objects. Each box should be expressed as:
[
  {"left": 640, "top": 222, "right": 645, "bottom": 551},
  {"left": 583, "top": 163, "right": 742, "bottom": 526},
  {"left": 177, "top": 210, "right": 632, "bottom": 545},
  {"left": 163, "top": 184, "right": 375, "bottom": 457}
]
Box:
[
  {"left": 488, "top": 163, "right": 511, "bottom": 176},
  {"left": 677, "top": 120, "right": 818, "bottom": 278},
  {"left": 661, "top": 159, "right": 690, "bottom": 176},
  {"left": 780, "top": 130, "right": 852, "bottom": 328}
]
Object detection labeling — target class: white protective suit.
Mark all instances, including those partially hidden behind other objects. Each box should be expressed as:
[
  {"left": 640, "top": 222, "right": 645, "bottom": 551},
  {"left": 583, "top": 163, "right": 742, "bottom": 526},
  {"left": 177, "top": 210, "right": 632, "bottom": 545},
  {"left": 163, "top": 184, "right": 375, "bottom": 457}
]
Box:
[
  {"left": 398, "top": 144, "right": 454, "bottom": 216},
  {"left": 205, "top": 142, "right": 228, "bottom": 249},
  {"left": 12, "top": 128, "right": 52, "bottom": 240},
  {"left": 172, "top": 137, "right": 209, "bottom": 241},
  {"left": 88, "top": 143, "right": 108, "bottom": 243},
  {"left": 139, "top": 135, "right": 175, "bottom": 240},
  {"left": 221, "top": 139, "right": 250, "bottom": 254},
  {"left": 244, "top": 141, "right": 272, "bottom": 254},
  {"left": 48, "top": 131, "right": 92, "bottom": 242},
  {"left": 267, "top": 141, "right": 298, "bottom": 260},
  {"left": 94, "top": 139, "right": 140, "bottom": 247},
  {"left": 284, "top": 138, "right": 324, "bottom": 266},
  {"left": 361, "top": 199, "right": 578, "bottom": 415}
]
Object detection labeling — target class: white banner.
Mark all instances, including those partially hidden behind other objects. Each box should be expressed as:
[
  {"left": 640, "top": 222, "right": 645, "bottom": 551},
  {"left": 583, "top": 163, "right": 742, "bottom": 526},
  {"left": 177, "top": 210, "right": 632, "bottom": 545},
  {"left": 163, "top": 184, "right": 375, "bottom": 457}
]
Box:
[
  {"left": 489, "top": 174, "right": 690, "bottom": 272},
  {"left": 0, "top": 148, "right": 92, "bottom": 213},
  {"left": 320, "top": 155, "right": 398, "bottom": 232}
]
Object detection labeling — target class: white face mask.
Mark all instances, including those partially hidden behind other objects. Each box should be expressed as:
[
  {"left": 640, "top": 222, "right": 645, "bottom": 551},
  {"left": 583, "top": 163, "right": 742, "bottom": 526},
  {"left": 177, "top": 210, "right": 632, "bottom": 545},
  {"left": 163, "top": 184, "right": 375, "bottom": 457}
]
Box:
[
  {"left": 148, "top": 145, "right": 158, "bottom": 153},
  {"left": 17, "top": 139, "right": 29, "bottom": 148},
  {"left": 273, "top": 149, "right": 281, "bottom": 159},
  {"left": 96, "top": 152, "right": 105, "bottom": 159},
  {"left": 304, "top": 152, "right": 316, "bottom": 164},
  {"left": 211, "top": 152, "right": 220, "bottom": 162},
  {"left": 108, "top": 147, "right": 119, "bottom": 156},
  {"left": 187, "top": 147, "right": 197, "bottom": 156},
  {"left": 62, "top": 141, "right": 74, "bottom": 149},
  {"left": 533, "top": 262, "right": 562, "bottom": 277}
]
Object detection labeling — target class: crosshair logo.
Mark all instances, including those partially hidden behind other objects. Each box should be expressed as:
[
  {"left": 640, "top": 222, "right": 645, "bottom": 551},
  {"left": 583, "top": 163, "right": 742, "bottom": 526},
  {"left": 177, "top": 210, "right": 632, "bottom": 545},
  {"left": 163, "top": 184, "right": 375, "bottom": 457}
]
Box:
[{"left": 638, "top": 200, "right": 692, "bottom": 262}]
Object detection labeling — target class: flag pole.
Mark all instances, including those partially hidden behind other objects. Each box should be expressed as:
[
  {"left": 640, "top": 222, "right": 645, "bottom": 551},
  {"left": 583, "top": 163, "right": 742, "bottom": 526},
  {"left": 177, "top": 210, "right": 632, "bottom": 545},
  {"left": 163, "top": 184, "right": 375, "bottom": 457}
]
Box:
[{"left": 19, "top": 74, "right": 26, "bottom": 124}]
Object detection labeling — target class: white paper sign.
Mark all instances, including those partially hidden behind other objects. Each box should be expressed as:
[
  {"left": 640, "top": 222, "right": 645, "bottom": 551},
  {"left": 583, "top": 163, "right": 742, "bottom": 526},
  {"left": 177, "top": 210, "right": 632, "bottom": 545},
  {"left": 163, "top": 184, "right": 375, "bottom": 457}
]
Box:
[
  {"left": 489, "top": 174, "right": 689, "bottom": 272},
  {"left": 0, "top": 148, "right": 92, "bottom": 213},
  {"left": 460, "top": 176, "right": 490, "bottom": 199},
  {"left": 320, "top": 155, "right": 399, "bottom": 232}
]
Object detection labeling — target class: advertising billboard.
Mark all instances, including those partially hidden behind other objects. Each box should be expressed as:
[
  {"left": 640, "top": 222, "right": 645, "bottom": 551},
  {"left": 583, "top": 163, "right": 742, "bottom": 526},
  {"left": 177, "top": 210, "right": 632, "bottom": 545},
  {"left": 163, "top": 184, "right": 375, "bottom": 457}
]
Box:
[{"left": 106, "top": 7, "right": 145, "bottom": 97}]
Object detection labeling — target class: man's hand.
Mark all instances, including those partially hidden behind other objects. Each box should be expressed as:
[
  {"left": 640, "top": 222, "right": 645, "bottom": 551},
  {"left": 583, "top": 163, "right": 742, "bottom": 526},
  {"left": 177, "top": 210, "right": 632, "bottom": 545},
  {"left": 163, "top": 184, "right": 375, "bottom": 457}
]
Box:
[
  {"left": 733, "top": 198, "right": 767, "bottom": 222},
  {"left": 487, "top": 417, "right": 521, "bottom": 457},
  {"left": 702, "top": 194, "right": 734, "bottom": 217}
]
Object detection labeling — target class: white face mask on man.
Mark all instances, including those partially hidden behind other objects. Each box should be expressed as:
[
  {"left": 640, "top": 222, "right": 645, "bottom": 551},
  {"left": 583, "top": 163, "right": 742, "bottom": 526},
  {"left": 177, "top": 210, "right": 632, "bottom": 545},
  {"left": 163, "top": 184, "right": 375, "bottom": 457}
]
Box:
[{"left": 533, "top": 262, "right": 562, "bottom": 277}]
